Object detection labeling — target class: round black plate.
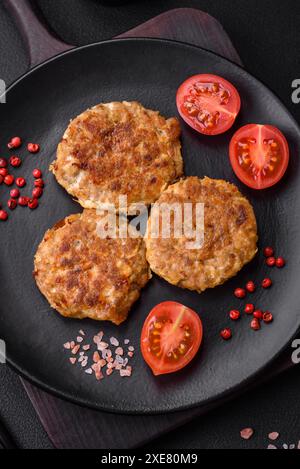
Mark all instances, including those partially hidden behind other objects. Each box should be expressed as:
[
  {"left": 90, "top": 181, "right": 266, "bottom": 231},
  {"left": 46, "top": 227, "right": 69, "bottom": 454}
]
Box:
[{"left": 0, "top": 39, "right": 299, "bottom": 414}]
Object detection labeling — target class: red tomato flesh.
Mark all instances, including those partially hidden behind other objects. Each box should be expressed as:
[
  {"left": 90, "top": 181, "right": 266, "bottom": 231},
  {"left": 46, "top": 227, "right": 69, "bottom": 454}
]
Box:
[
  {"left": 229, "top": 124, "right": 289, "bottom": 189},
  {"left": 176, "top": 74, "right": 241, "bottom": 135},
  {"left": 141, "top": 301, "right": 203, "bottom": 376}
]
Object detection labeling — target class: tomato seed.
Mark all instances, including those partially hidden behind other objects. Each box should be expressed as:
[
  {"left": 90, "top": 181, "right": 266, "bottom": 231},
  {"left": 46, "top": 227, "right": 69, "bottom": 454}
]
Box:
[
  {"left": 276, "top": 257, "right": 285, "bottom": 268},
  {"left": 246, "top": 281, "right": 256, "bottom": 293},
  {"left": 262, "top": 278, "right": 272, "bottom": 289},
  {"left": 229, "top": 310, "right": 240, "bottom": 321},
  {"left": 264, "top": 247, "right": 274, "bottom": 258},
  {"left": 221, "top": 328, "right": 232, "bottom": 340},
  {"left": 234, "top": 288, "right": 246, "bottom": 299}
]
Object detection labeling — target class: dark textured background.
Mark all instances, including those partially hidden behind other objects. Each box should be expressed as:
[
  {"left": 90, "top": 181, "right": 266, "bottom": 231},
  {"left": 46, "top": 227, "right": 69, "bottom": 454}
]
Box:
[{"left": 0, "top": 0, "right": 299, "bottom": 449}]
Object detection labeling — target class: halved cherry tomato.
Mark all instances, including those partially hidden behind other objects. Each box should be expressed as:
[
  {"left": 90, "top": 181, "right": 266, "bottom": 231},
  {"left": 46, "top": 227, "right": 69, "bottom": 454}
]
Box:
[
  {"left": 176, "top": 74, "right": 241, "bottom": 135},
  {"left": 141, "top": 301, "right": 203, "bottom": 376},
  {"left": 229, "top": 124, "right": 290, "bottom": 189}
]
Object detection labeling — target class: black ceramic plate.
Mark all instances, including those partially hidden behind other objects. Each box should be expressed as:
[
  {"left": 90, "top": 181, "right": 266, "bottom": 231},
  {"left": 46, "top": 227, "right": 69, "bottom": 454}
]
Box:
[{"left": 0, "top": 39, "right": 299, "bottom": 414}]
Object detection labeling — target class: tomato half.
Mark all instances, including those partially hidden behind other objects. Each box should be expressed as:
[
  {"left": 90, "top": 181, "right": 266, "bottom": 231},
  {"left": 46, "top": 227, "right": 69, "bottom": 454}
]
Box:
[
  {"left": 176, "top": 74, "right": 241, "bottom": 135},
  {"left": 141, "top": 301, "right": 203, "bottom": 376},
  {"left": 229, "top": 124, "right": 290, "bottom": 189}
]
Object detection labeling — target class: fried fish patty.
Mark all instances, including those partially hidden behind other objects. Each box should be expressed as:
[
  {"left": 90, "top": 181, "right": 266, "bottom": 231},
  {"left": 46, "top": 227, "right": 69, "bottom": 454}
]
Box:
[
  {"left": 34, "top": 210, "right": 151, "bottom": 325},
  {"left": 145, "top": 177, "right": 258, "bottom": 293},
  {"left": 50, "top": 101, "right": 183, "bottom": 212}
]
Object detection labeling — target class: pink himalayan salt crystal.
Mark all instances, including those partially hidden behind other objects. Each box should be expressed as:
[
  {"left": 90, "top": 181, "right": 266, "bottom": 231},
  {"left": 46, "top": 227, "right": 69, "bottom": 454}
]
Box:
[
  {"left": 71, "top": 344, "right": 80, "bottom": 355},
  {"left": 115, "top": 347, "right": 124, "bottom": 356},
  {"left": 120, "top": 370, "right": 131, "bottom": 377},
  {"left": 69, "top": 357, "right": 77, "bottom": 365},
  {"left": 110, "top": 337, "right": 119, "bottom": 347},
  {"left": 63, "top": 342, "right": 71, "bottom": 350},
  {"left": 268, "top": 444, "right": 277, "bottom": 449},
  {"left": 93, "top": 352, "right": 100, "bottom": 363},
  {"left": 240, "top": 428, "right": 254, "bottom": 440},
  {"left": 268, "top": 432, "right": 280, "bottom": 441}
]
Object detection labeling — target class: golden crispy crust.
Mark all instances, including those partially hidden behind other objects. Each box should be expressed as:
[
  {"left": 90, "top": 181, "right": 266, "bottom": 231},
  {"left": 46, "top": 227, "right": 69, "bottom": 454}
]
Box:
[
  {"left": 145, "top": 177, "right": 258, "bottom": 293},
  {"left": 50, "top": 101, "right": 183, "bottom": 211},
  {"left": 34, "top": 210, "right": 151, "bottom": 325}
]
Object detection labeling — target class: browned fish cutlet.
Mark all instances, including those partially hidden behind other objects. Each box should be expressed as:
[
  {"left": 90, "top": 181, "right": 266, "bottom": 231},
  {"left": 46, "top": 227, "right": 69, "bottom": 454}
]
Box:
[
  {"left": 50, "top": 101, "right": 183, "bottom": 212},
  {"left": 34, "top": 210, "right": 151, "bottom": 325},
  {"left": 145, "top": 177, "right": 258, "bottom": 293}
]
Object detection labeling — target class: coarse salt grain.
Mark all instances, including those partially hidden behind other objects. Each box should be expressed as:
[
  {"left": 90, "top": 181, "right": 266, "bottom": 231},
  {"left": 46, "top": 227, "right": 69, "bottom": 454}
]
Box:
[
  {"left": 240, "top": 428, "right": 254, "bottom": 440},
  {"left": 115, "top": 347, "right": 124, "bottom": 356},
  {"left": 95, "top": 372, "right": 103, "bottom": 381},
  {"left": 99, "top": 341, "right": 109, "bottom": 349},
  {"left": 72, "top": 344, "right": 80, "bottom": 355},
  {"left": 93, "top": 335, "right": 100, "bottom": 345},
  {"left": 269, "top": 432, "right": 280, "bottom": 441},
  {"left": 64, "top": 330, "right": 134, "bottom": 382},
  {"left": 110, "top": 337, "right": 119, "bottom": 347}
]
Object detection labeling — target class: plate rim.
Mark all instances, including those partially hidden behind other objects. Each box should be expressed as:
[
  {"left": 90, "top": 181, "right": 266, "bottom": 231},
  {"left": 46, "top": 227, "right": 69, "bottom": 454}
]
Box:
[{"left": 2, "top": 36, "right": 300, "bottom": 415}]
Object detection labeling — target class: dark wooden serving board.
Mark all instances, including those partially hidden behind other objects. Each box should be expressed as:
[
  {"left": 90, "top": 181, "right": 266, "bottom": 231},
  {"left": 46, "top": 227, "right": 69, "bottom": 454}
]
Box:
[{"left": 4, "top": 1, "right": 295, "bottom": 449}]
